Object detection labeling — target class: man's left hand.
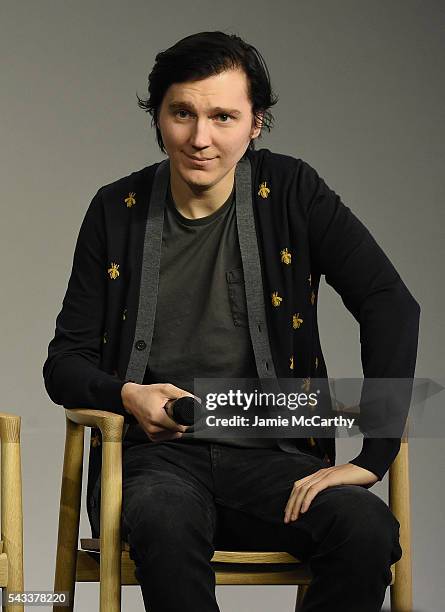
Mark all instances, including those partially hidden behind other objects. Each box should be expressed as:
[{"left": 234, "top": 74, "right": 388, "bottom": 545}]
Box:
[{"left": 283, "top": 463, "right": 379, "bottom": 523}]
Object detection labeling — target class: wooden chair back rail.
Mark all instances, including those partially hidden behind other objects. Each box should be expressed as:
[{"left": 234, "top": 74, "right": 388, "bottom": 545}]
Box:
[{"left": 54, "top": 409, "right": 412, "bottom": 612}]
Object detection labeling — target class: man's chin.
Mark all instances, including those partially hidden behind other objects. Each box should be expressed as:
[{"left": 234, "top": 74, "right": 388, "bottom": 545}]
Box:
[{"left": 177, "top": 165, "right": 218, "bottom": 188}]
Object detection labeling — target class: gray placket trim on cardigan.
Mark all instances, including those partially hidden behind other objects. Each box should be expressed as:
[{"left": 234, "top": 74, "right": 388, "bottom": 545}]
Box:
[
  {"left": 124, "top": 158, "right": 169, "bottom": 384},
  {"left": 235, "top": 157, "right": 293, "bottom": 452},
  {"left": 124, "top": 155, "right": 277, "bottom": 385},
  {"left": 234, "top": 155, "right": 277, "bottom": 380}
]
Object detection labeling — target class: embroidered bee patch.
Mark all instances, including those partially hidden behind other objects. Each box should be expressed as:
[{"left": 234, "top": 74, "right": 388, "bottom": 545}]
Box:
[
  {"left": 280, "top": 248, "right": 292, "bottom": 264},
  {"left": 124, "top": 192, "right": 136, "bottom": 208},
  {"left": 292, "top": 313, "right": 303, "bottom": 329},
  {"left": 91, "top": 432, "right": 101, "bottom": 447},
  {"left": 258, "top": 181, "right": 270, "bottom": 199},
  {"left": 301, "top": 378, "right": 311, "bottom": 392},
  {"left": 271, "top": 292, "right": 283, "bottom": 307},
  {"left": 108, "top": 262, "right": 120, "bottom": 279}
]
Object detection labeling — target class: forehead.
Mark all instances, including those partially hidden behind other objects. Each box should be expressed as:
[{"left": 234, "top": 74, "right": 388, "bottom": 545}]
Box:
[{"left": 163, "top": 67, "right": 251, "bottom": 108}]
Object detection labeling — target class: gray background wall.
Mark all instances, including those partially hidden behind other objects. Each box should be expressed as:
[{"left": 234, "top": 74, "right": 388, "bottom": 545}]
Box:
[{"left": 1, "top": 1, "right": 443, "bottom": 610}]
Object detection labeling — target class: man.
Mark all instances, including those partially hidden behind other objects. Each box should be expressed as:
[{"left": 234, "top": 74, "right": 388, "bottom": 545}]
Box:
[{"left": 43, "top": 31, "right": 420, "bottom": 611}]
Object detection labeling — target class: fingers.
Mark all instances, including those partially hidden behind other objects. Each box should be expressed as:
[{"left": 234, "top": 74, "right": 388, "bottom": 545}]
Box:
[
  {"left": 161, "top": 382, "right": 195, "bottom": 401},
  {"left": 150, "top": 383, "right": 194, "bottom": 432},
  {"left": 164, "top": 399, "right": 175, "bottom": 413},
  {"left": 283, "top": 462, "right": 377, "bottom": 523},
  {"left": 158, "top": 384, "right": 196, "bottom": 432},
  {"left": 284, "top": 471, "right": 328, "bottom": 523},
  {"left": 151, "top": 409, "right": 189, "bottom": 433},
  {"left": 136, "top": 383, "right": 196, "bottom": 436}
]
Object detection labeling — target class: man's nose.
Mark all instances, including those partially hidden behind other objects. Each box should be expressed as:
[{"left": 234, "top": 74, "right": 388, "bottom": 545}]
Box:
[{"left": 188, "top": 118, "right": 213, "bottom": 149}]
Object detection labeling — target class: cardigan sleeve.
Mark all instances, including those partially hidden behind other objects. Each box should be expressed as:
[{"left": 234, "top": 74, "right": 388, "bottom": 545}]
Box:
[
  {"left": 42, "top": 188, "right": 127, "bottom": 416},
  {"left": 302, "top": 160, "right": 420, "bottom": 481}
]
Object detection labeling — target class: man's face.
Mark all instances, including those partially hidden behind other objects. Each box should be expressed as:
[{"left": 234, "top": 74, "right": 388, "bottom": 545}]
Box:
[{"left": 157, "top": 67, "right": 262, "bottom": 191}]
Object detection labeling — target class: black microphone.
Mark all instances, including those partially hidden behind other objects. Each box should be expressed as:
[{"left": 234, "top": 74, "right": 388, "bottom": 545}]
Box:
[{"left": 165, "top": 396, "right": 206, "bottom": 426}]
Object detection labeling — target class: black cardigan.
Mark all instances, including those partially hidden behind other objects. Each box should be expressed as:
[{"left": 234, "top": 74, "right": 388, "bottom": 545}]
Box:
[{"left": 43, "top": 147, "right": 420, "bottom": 529}]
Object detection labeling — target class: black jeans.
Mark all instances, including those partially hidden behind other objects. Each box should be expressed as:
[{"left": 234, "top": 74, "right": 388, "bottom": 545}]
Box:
[{"left": 115, "top": 439, "right": 402, "bottom": 612}]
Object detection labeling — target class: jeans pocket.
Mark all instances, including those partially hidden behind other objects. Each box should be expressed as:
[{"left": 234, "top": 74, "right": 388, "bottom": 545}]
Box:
[{"left": 226, "top": 267, "right": 249, "bottom": 328}]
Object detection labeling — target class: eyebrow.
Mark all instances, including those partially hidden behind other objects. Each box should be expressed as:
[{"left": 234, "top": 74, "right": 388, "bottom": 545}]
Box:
[{"left": 167, "top": 100, "right": 242, "bottom": 117}]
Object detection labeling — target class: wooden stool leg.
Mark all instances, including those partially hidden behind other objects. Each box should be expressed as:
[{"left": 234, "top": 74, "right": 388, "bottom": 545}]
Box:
[
  {"left": 53, "top": 418, "right": 84, "bottom": 612},
  {"left": 99, "top": 440, "right": 122, "bottom": 612},
  {"left": 294, "top": 583, "right": 309, "bottom": 611}
]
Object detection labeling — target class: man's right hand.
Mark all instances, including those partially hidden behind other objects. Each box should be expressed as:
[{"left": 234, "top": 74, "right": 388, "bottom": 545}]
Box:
[{"left": 121, "top": 382, "right": 193, "bottom": 442}]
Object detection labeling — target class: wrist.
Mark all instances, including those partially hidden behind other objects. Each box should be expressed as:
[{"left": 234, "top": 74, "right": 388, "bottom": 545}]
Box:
[{"left": 121, "top": 382, "right": 139, "bottom": 414}]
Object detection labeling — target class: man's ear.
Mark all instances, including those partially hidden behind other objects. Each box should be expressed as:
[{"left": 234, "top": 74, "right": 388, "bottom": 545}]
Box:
[{"left": 251, "top": 111, "right": 264, "bottom": 139}]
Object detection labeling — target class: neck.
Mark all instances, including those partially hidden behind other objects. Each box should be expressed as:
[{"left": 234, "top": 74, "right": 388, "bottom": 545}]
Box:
[{"left": 169, "top": 164, "right": 236, "bottom": 220}]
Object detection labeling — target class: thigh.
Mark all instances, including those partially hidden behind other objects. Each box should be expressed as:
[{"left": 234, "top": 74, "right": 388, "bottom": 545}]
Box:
[
  {"left": 214, "top": 504, "right": 314, "bottom": 561},
  {"left": 122, "top": 439, "right": 214, "bottom": 498},
  {"left": 213, "top": 483, "right": 401, "bottom": 566},
  {"left": 213, "top": 446, "right": 401, "bottom": 562},
  {"left": 214, "top": 445, "right": 329, "bottom": 523},
  {"left": 122, "top": 440, "right": 216, "bottom": 543}
]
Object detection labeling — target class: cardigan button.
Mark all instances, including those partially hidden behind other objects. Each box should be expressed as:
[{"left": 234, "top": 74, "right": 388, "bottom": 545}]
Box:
[{"left": 135, "top": 340, "right": 147, "bottom": 351}]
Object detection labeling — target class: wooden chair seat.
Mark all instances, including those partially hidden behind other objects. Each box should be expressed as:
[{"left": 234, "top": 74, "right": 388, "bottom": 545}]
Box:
[
  {"left": 79, "top": 537, "right": 312, "bottom": 585},
  {"left": 78, "top": 538, "right": 394, "bottom": 587},
  {"left": 81, "top": 537, "right": 302, "bottom": 562}
]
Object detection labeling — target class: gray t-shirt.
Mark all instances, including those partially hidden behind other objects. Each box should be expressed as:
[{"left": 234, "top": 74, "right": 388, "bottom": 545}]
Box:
[{"left": 125, "top": 180, "right": 277, "bottom": 448}]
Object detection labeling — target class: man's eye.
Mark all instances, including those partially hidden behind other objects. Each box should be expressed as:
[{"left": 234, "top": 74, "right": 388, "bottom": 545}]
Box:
[{"left": 174, "top": 111, "right": 233, "bottom": 122}]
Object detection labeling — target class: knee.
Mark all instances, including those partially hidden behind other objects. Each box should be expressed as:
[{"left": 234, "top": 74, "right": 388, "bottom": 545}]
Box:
[{"left": 323, "top": 485, "right": 401, "bottom": 559}]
